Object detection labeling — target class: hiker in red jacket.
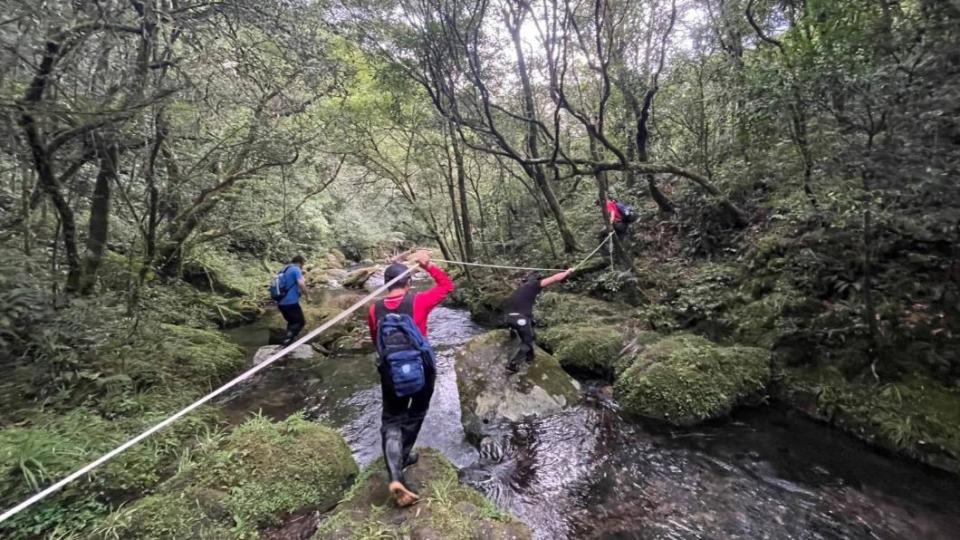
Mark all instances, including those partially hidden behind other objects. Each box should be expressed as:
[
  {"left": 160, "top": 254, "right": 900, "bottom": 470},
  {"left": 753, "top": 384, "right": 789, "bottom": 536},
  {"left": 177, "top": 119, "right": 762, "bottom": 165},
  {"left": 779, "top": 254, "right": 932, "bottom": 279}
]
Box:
[
  {"left": 600, "top": 198, "right": 631, "bottom": 241},
  {"left": 367, "top": 250, "right": 454, "bottom": 507}
]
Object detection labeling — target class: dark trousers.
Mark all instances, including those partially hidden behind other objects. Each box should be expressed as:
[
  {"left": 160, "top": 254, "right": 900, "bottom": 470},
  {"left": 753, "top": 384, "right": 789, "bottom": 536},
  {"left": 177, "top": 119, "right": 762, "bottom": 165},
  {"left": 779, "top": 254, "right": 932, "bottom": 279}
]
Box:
[
  {"left": 613, "top": 220, "right": 629, "bottom": 240},
  {"left": 277, "top": 303, "right": 305, "bottom": 345},
  {"left": 380, "top": 366, "right": 435, "bottom": 483},
  {"left": 505, "top": 313, "right": 536, "bottom": 369}
]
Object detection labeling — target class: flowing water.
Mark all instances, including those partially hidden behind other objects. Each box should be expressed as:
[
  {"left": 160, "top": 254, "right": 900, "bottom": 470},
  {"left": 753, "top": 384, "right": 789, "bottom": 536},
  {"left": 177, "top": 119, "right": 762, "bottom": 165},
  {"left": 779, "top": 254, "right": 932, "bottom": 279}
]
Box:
[{"left": 225, "top": 292, "right": 960, "bottom": 540}]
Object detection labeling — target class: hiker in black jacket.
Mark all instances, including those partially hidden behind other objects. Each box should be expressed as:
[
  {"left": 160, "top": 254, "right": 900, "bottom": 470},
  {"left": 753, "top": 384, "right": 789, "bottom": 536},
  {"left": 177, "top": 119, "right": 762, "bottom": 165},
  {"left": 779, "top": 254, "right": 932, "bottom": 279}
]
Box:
[{"left": 503, "top": 268, "right": 574, "bottom": 372}]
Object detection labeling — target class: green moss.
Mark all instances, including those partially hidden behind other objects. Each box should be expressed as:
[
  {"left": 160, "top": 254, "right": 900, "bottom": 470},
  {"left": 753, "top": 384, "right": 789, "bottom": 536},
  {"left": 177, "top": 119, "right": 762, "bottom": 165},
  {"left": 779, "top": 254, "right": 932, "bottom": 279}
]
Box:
[
  {"left": 538, "top": 324, "right": 623, "bottom": 377},
  {"left": 728, "top": 289, "right": 817, "bottom": 350},
  {"left": 100, "top": 414, "right": 358, "bottom": 538},
  {"left": 533, "top": 292, "right": 628, "bottom": 327},
  {"left": 314, "top": 449, "right": 530, "bottom": 540},
  {"left": 779, "top": 366, "right": 960, "bottom": 473},
  {"left": 614, "top": 334, "right": 771, "bottom": 426}
]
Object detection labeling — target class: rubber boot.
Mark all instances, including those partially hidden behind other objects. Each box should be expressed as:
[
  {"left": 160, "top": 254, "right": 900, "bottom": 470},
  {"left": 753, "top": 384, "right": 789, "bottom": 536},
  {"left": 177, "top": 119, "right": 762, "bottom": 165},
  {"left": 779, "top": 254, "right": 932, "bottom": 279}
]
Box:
[{"left": 384, "top": 428, "right": 419, "bottom": 507}]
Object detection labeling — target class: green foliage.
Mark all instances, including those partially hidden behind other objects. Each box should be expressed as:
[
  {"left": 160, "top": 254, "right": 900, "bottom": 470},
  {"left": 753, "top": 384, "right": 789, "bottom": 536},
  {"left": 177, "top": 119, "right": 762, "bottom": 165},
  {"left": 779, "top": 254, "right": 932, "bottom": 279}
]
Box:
[
  {"left": 781, "top": 367, "right": 960, "bottom": 473},
  {"left": 614, "top": 334, "right": 771, "bottom": 426},
  {"left": 533, "top": 292, "right": 629, "bottom": 328}
]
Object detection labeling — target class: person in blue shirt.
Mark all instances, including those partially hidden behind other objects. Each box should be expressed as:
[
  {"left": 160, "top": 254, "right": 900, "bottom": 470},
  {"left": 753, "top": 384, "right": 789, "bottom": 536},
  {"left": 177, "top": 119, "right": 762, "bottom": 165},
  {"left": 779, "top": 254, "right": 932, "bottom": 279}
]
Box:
[{"left": 277, "top": 255, "right": 310, "bottom": 345}]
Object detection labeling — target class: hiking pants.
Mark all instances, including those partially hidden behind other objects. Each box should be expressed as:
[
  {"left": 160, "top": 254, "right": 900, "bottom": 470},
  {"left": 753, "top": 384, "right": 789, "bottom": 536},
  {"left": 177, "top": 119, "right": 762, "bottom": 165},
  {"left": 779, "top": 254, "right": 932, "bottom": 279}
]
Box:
[
  {"left": 505, "top": 312, "right": 536, "bottom": 367},
  {"left": 380, "top": 365, "right": 436, "bottom": 483},
  {"left": 277, "top": 303, "right": 305, "bottom": 345},
  {"left": 613, "top": 221, "right": 629, "bottom": 241}
]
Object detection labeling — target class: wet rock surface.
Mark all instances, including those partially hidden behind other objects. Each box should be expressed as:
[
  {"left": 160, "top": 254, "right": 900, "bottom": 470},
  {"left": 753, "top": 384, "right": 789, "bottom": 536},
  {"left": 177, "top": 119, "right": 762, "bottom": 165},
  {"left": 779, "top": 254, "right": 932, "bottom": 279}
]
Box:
[{"left": 454, "top": 330, "right": 581, "bottom": 442}]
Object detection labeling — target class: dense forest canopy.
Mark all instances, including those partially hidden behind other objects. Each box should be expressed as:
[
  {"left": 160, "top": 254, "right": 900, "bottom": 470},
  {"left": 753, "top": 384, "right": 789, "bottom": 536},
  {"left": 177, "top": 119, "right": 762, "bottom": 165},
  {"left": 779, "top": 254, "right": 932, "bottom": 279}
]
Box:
[{"left": 0, "top": 0, "right": 958, "bottom": 538}]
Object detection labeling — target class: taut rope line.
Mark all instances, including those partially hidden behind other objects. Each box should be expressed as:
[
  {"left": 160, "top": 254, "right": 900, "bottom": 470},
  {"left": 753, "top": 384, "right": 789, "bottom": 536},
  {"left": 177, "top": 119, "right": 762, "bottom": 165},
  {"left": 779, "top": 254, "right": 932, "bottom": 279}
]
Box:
[
  {"left": 0, "top": 266, "right": 416, "bottom": 525},
  {"left": 433, "top": 232, "right": 614, "bottom": 273}
]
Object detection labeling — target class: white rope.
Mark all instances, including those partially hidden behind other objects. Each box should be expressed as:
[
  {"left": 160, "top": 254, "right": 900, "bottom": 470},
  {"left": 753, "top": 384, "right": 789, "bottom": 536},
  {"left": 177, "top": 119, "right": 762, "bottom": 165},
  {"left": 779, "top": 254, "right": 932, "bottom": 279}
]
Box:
[
  {"left": 433, "top": 259, "right": 566, "bottom": 272},
  {"left": 0, "top": 266, "right": 417, "bottom": 526},
  {"left": 434, "top": 232, "right": 614, "bottom": 273}
]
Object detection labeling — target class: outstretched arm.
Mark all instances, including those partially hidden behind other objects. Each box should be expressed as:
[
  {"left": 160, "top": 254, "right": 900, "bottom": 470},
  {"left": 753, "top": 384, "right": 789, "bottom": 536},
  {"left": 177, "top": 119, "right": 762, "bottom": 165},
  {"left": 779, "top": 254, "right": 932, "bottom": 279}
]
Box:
[
  {"left": 412, "top": 250, "right": 455, "bottom": 311},
  {"left": 539, "top": 269, "right": 573, "bottom": 288}
]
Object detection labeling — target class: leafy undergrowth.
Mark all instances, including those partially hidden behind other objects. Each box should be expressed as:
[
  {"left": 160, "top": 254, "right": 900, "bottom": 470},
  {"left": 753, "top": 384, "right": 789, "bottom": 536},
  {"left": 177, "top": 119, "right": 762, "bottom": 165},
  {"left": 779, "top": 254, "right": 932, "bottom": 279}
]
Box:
[
  {"left": 314, "top": 448, "right": 530, "bottom": 540},
  {"left": 779, "top": 366, "right": 960, "bottom": 473},
  {"left": 0, "top": 251, "right": 266, "bottom": 539},
  {"left": 94, "top": 414, "right": 357, "bottom": 539}
]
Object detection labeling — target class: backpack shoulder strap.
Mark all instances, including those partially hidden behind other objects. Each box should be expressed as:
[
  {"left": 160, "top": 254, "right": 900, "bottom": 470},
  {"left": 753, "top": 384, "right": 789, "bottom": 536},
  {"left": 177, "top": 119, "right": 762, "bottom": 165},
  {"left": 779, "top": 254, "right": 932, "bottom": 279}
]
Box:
[
  {"left": 398, "top": 293, "right": 415, "bottom": 316},
  {"left": 374, "top": 299, "right": 389, "bottom": 323}
]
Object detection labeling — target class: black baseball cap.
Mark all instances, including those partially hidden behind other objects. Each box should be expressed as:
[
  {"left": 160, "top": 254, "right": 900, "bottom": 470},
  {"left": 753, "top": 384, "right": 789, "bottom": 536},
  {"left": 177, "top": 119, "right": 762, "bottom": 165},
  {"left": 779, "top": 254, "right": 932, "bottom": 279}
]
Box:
[{"left": 384, "top": 263, "right": 411, "bottom": 288}]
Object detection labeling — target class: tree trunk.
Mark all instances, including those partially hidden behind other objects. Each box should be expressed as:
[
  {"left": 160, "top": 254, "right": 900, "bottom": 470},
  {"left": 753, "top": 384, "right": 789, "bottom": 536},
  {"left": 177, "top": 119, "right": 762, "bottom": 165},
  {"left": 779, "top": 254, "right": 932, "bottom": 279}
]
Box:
[
  {"left": 507, "top": 10, "right": 577, "bottom": 253},
  {"left": 80, "top": 140, "right": 118, "bottom": 294},
  {"left": 451, "top": 125, "right": 475, "bottom": 261},
  {"left": 20, "top": 159, "right": 32, "bottom": 255}
]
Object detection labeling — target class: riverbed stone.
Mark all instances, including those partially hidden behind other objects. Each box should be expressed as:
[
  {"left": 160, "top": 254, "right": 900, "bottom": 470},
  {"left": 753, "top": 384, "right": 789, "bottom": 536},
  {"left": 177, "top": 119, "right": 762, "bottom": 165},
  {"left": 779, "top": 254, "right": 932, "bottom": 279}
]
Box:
[
  {"left": 313, "top": 448, "right": 531, "bottom": 540},
  {"left": 614, "top": 334, "right": 770, "bottom": 426},
  {"left": 101, "top": 414, "right": 357, "bottom": 537},
  {"left": 342, "top": 266, "right": 379, "bottom": 289},
  {"left": 455, "top": 330, "right": 581, "bottom": 441},
  {"left": 252, "top": 344, "right": 316, "bottom": 365}
]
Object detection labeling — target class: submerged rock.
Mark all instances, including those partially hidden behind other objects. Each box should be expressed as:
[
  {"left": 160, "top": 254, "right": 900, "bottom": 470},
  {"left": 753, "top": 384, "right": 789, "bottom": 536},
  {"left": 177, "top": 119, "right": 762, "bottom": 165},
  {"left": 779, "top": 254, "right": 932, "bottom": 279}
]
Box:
[
  {"left": 614, "top": 334, "right": 770, "bottom": 426},
  {"left": 101, "top": 415, "right": 357, "bottom": 538},
  {"left": 455, "top": 330, "right": 581, "bottom": 441},
  {"left": 252, "top": 344, "right": 316, "bottom": 365},
  {"left": 314, "top": 448, "right": 531, "bottom": 540},
  {"left": 538, "top": 323, "right": 624, "bottom": 378}
]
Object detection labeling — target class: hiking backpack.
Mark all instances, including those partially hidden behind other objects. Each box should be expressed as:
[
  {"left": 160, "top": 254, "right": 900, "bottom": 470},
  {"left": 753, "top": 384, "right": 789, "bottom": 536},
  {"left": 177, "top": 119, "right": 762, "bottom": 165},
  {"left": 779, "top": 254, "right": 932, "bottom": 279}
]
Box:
[
  {"left": 375, "top": 294, "right": 435, "bottom": 398},
  {"left": 615, "top": 201, "right": 638, "bottom": 223},
  {"left": 269, "top": 265, "right": 292, "bottom": 302}
]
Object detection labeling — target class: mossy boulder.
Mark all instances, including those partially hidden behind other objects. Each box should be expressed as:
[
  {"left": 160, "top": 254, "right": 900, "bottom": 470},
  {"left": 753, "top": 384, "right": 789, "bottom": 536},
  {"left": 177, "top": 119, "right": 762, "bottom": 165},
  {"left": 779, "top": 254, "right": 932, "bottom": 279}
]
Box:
[
  {"left": 314, "top": 448, "right": 531, "bottom": 540},
  {"left": 533, "top": 292, "right": 628, "bottom": 328},
  {"left": 455, "top": 330, "right": 581, "bottom": 441},
  {"left": 538, "top": 324, "right": 624, "bottom": 377},
  {"left": 457, "top": 280, "right": 515, "bottom": 326},
  {"left": 102, "top": 415, "right": 358, "bottom": 538},
  {"left": 614, "top": 334, "right": 771, "bottom": 426}
]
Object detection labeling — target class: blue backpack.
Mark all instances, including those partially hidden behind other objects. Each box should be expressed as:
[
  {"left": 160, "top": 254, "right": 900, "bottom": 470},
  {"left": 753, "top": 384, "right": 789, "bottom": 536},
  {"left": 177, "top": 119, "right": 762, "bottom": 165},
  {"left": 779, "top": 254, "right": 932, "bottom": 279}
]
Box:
[
  {"left": 615, "top": 201, "right": 638, "bottom": 223},
  {"left": 375, "top": 294, "right": 435, "bottom": 398},
  {"left": 269, "top": 265, "right": 293, "bottom": 302}
]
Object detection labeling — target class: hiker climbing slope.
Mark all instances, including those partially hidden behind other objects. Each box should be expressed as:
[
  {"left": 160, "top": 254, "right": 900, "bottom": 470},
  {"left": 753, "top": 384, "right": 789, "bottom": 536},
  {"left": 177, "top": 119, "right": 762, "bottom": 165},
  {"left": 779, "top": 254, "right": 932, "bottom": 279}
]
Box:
[
  {"left": 601, "top": 197, "right": 638, "bottom": 241},
  {"left": 270, "top": 255, "right": 310, "bottom": 345},
  {"left": 503, "top": 268, "right": 573, "bottom": 372},
  {"left": 367, "top": 250, "right": 455, "bottom": 507}
]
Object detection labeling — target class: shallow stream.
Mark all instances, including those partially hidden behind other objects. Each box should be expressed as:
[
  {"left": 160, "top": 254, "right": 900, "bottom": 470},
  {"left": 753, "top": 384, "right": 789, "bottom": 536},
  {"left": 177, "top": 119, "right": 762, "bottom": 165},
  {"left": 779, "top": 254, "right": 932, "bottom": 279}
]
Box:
[{"left": 224, "top": 291, "right": 960, "bottom": 539}]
